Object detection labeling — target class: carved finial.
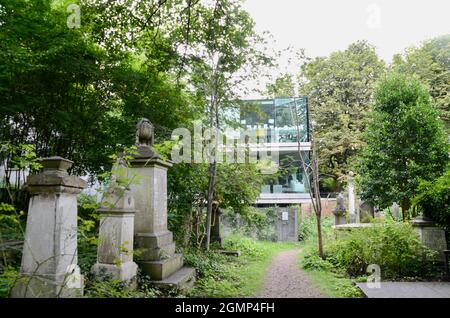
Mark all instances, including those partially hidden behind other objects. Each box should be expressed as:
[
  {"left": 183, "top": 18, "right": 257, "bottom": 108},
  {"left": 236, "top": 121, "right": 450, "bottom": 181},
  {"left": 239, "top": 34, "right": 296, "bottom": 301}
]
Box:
[{"left": 135, "top": 118, "right": 154, "bottom": 147}]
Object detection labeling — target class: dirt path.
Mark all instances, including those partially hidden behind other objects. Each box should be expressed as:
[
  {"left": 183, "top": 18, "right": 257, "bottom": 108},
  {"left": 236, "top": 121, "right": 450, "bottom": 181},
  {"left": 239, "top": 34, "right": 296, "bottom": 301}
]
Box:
[{"left": 255, "top": 249, "right": 325, "bottom": 298}]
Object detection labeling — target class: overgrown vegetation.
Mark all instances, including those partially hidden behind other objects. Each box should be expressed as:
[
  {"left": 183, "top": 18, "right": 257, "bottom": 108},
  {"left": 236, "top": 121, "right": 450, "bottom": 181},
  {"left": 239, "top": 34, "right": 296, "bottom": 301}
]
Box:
[
  {"left": 297, "top": 215, "right": 363, "bottom": 298},
  {"left": 299, "top": 218, "right": 440, "bottom": 295},
  {"left": 324, "top": 221, "right": 439, "bottom": 280},
  {"left": 413, "top": 167, "right": 450, "bottom": 232}
]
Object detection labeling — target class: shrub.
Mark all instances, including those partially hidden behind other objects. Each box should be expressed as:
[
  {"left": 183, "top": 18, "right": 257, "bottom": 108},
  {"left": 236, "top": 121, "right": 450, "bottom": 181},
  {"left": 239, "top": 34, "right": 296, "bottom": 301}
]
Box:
[
  {"left": 300, "top": 248, "right": 334, "bottom": 271},
  {"left": 183, "top": 250, "right": 229, "bottom": 280},
  {"left": 223, "top": 234, "right": 268, "bottom": 259},
  {"left": 0, "top": 266, "right": 19, "bottom": 298},
  {"left": 325, "top": 221, "right": 438, "bottom": 279},
  {"left": 222, "top": 207, "right": 277, "bottom": 241},
  {"left": 298, "top": 215, "right": 333, "bottom": 242},
  {"left": 413, "top": 168, "right": 450, "bottom": 231}
]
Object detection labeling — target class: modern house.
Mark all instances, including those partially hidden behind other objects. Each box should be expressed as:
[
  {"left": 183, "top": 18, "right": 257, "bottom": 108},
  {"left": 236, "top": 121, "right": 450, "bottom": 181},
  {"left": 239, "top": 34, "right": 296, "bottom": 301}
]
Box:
[{"left": 238, "top": 96, "right": 312, "bottom": 207}]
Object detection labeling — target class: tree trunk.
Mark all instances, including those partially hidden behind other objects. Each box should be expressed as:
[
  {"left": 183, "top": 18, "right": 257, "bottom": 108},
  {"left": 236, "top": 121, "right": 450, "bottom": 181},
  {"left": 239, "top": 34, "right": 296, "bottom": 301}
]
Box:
[
  {"left": 205, "top": 162, "right": 216, "bottom": 251},
  {"left": 401, "top": 198, "right": 410, "bottom": 221},
  {"left": 312, "top": 140, "right": 324, "bottom": 259}
]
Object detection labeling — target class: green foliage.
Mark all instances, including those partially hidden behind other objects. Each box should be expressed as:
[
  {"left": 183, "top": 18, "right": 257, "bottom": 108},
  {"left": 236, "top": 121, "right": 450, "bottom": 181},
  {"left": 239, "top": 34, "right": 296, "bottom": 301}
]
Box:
[
  {"left": 0, "top": 0, "right": 198, "bottom": 176},
  {"left": 84, "top": 273, "right": 160, "bottom": 298},
  {"left": 167, "top": 162, "right": 264, "bottom": 247},
  {"left": 299, "top": 41, "right": 386, "bottom": 185},
  {"left": 298, "top": 215, "right": 332, "bottom": 242},
  {"left": 183, "top": 250, "right": 229, "bottom": 280},
  {"left": 358, "top": 74, "right": 449, "bottom": 216},
  {"left": 0, "top": 266, "right": 19, "bottom": 298},
  {"left": 325, "top": 221, "right": 438, "bottom": 279},
  {"left": 393, "top": 35, "right": 450, "bottom": 132},
  {"left": 0, "top": 203, "right": 24, "bottom": 242},
  {"left": 413, "top": 167, "right": 450, "bottom": 231},
  {"left": 77, "top": 194, "right": 100, "bottom": 274},
  {"left": 223, "top": 234, "right": 269, "bottom": 259},
  {"left": 222, "top": 207, "right": 277, "bottom": 241},
  {"left": 300, "top": 248, "right": 334, "bottom": 271}
]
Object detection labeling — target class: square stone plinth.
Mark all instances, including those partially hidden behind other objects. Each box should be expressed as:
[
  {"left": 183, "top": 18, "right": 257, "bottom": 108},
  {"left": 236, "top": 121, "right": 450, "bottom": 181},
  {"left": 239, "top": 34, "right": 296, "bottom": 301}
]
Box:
[
  {"left": 139, "top": 253, "right": 183, "bottom": 280},
  {"left": 91, "top": 262, "right": 138, "bottom": 289},
  {"left": 11, "top": 272, "right": 83, "bottom": 298},
  {"left": 150, "top": 267, "right": 196, "bottom": 292}
]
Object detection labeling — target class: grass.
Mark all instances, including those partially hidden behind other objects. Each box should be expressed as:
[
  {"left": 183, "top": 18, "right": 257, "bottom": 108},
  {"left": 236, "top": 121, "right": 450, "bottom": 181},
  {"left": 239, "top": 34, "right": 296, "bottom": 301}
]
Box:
[
  {"left": 187, "top": 234, "right": 300, "bottom": 298},
  {"left": 298, "top": 242, "right": 364, "bottom": 298}
]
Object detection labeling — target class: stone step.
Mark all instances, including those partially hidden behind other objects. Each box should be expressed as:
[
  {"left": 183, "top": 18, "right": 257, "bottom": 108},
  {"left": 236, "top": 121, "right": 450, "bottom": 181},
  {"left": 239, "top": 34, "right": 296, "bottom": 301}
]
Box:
[
  {"left": 150, "top": 267, "right": 196, "bottom": 292},
  {"left": 140, "top": 253, "right": 183, "bottom": 280},
  {"left": 135, "top": 242, "right": 176, "bottom": 261},
  {"left": 135, "top": 231, "right": 173, "bottom": 249}
]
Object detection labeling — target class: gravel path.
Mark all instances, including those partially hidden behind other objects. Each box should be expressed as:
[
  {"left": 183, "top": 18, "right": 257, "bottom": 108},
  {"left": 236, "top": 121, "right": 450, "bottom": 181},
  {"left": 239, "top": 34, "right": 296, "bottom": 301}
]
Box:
[{"left": 255, "top": 249, "right": 325, "bottom": 298}]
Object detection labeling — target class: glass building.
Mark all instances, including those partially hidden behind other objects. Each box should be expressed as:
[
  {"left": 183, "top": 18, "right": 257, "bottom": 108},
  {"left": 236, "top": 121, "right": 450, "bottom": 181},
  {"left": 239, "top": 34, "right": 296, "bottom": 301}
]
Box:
[{"left": 238, "top": 97, "right": 311, "bottom": 206}]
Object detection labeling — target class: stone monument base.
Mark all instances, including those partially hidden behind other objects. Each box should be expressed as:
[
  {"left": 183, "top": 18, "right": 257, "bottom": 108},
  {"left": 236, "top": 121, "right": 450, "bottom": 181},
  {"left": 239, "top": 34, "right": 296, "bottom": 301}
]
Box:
[
  {"left": 91, "top": 262, "right": 138, "bottom": 289},
  {"left": 410, "top": 215, "right": 447, "bottom": 262},
  {"left": 11, "top": 271, "right": 83, "bottom": 298},
  {"left": 135, "top": 231, "right": 196, "bottom": 290},
  {"left": 149, "top": 267, "right": 196, "bottom": 292},
  {"left": 333, "top": 215, "right": 346, "bottom": 226}
]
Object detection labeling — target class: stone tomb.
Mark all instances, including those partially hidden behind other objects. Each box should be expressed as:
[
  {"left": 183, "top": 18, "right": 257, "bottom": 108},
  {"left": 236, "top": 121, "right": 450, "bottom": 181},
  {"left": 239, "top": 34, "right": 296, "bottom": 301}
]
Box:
[
  {"left": 129, "top": 118, "right": 195, "bottom": 289},
  {"left": 11, "top": 157, "right": 86, "bottom": 298},
  {"left": 410, "top": 215, "right": 447, "bottom": 262},
  {"left": 91, "top": 169, "right": 138, "bottom": 288}
]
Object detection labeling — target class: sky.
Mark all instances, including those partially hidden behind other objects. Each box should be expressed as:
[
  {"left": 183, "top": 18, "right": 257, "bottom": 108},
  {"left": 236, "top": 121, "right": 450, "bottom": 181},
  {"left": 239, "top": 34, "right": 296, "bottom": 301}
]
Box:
[{"left": 241, "top": 0, "right": 450, "bottom": 87}]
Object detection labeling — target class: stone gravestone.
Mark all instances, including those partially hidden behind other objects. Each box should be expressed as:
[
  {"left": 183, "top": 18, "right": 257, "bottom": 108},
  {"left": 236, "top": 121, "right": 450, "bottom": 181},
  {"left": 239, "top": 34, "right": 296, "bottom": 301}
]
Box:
[
  {"left": 91, "top": 167, "right": 138, "bottom": 288},
  {"left": 410, "top": 215, "right": 447, "bottom": 262},
  {"left": 129, "top": 119, "right": 195, "bottom": 290},
  {"left": 210, "top": 201, "right": 224, "bottom": 247},
  {"left": 11, "top": 157, "right": 86, "bottom": 298},
  {"left": 359, "top": 200, "right": 375, "bottom": 223},
  {"left": 391, "top": 202, "right": 400, "bottom": 221},
  {"left": 332, "top": 193, "right": 347, "bottom": 226}
]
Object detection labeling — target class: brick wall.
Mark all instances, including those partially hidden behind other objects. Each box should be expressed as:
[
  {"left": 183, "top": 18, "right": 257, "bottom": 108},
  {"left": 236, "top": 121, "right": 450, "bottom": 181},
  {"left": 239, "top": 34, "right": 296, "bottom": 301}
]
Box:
[{"left": 300, "top": 198, "right": 336, "bottom": 217}]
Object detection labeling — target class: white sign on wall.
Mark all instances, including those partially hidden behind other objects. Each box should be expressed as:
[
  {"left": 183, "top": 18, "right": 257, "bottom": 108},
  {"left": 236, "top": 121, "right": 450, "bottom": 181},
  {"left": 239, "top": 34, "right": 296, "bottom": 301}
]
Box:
[{"left": 282, "top": 212, "right": 289, "bottom": 221}]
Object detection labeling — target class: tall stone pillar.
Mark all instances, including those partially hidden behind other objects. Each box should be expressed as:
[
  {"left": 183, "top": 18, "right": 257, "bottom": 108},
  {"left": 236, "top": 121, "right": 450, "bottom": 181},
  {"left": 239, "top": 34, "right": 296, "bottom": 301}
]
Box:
[
  {"left": 11, "top": 157, "right": 86, "bottom": 298},
  {"left": 348, "top": 171, "right": 357, "bottom": 223},
  {"left": 91, "top": 174, "right": 138, "bottom": 288},
  {"left": 129, "top": 119, "right": 195, "bottom": 289}
]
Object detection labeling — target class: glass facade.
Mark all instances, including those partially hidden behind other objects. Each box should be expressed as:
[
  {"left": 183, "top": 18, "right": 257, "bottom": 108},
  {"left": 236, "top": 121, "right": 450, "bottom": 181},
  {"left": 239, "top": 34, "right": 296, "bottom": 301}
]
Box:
[
  {"left": 239, "top": 97, "right": 309, "bottom": 143},
  {"left": 239, "top": 97, "right": 310, "bottom": 195}
]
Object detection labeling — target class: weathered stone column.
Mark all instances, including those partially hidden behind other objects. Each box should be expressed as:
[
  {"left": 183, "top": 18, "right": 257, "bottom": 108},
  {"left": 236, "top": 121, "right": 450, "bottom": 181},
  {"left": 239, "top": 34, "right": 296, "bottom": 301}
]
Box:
[
  {"left": 347, "top": 171, "right": 357, "bottom": 223},
  {"left": 11, "top": 157, "right": 86, "bottom": 298},
  {"left": 91, "top": 175, "right": 138, "bottom": 288},
  {"left": 129, "top": 119, "right": 195, "bottom": 289}
]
